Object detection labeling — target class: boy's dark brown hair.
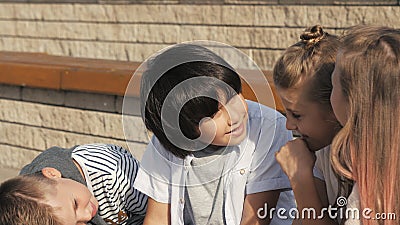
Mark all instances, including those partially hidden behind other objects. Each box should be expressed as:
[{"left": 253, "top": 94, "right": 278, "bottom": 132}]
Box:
[
  {"left": 0, "top": 174, "right": 62, "bottom": 225},
  {"left": 141, "top": 44, "right": 242, "bottom": 158}
]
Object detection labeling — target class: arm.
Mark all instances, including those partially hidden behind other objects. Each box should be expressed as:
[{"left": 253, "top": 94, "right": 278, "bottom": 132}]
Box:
[
  {"left": 314, "top": 178, "right": 329, "bottom": 208},
  {"left": 240, "top": 190, "right": 281, "bottom": 225},
  {"left": 143, "top": 198, "right": 171, "bottom": 225},
  {"left": 276, "top": 139, "right": 338, "bottom": 225},
  {"left": 132, "top": 137, "right": 175, "bottom": 225}
]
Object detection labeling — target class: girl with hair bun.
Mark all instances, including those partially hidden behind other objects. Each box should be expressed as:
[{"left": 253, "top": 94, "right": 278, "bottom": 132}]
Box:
[{"left": 274, "top": 25, "right": 351, "bottom": 225}]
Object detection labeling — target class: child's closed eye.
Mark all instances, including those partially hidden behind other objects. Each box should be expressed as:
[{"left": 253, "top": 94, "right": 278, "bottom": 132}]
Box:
[
  {"left": 292, "top": 113, "right": 301, "bottom": 119},
  {"left": 287, "top": 111, "right": 301, "bottom": 119}
]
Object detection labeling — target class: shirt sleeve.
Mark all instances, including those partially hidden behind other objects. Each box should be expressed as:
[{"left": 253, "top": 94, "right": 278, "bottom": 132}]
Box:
[
  {"left": 110, "top": 145, "right": 148, "bottom": 216},
  {"left": 313, "top": 149, "right": 326, "bottom": 181},
  {"left": 246, "top": 115, "right": 293, "bottom": 194},
  {"left": 313, "top": 166, "right": 325, "bottom": 181},
  {"left": 133, "top": 136, "right": 173, "bottom": 204}
]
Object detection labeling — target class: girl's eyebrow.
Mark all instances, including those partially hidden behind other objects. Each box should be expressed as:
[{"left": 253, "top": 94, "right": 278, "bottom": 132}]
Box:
[
  {"left": 286, "top": 108, "right": 295, "bottom": 113},
  {"left": 287, "top": 108, "right": 301, "bottom": 115}
]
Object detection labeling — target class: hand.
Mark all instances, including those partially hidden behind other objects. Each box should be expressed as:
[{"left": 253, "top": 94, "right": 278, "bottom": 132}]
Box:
[{"left": 275, "top": 138, "right": 316, "bottom": 181}]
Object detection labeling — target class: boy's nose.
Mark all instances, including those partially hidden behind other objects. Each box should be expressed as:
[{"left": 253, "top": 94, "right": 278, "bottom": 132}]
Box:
[
  {"left": 76, "top": 208, "right": 94, "bottom": 224},
  {"left": 227, "top": 109, "right": 241, "bottom": 126}
]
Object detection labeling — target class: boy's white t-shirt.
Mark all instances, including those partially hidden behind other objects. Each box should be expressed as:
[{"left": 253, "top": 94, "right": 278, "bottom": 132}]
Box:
[{"left": 134, "top": 100, "right": 296, "bottom": 225}]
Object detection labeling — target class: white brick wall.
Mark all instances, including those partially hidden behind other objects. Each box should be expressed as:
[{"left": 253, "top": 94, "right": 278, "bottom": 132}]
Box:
[
  {"left": 0, "top": 96, "right": 147, "bottom": 171},
  {"left": 1, "top": 4, "right": 399, "bottom": 69}
]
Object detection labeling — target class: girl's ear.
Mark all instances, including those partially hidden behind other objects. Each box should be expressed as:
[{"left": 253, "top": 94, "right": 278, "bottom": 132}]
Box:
[{"left": 41, "top": 167, "right": 62, "bottom": 179}]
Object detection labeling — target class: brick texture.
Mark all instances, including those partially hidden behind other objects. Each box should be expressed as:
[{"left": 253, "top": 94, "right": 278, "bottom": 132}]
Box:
[
  {"left": 0, "top": 97, "right": 147, "bottom": 171},
  {"left": 1, "top": 4, "right": 399, "bottom": 70},
  {"left": 0, "top": 98, "right": 147, "bottom": 142}
]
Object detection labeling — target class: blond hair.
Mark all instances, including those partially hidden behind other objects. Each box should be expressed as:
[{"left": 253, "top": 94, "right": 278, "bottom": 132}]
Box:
[
  {"left": 331, "top": 25, "right": 400, "bottom": 225},
  {"left": 273, "top": 25, "right": 340, "bottom": 107},
  {"left": 0, "top": 174, "right": 62, "bottom": 225}
]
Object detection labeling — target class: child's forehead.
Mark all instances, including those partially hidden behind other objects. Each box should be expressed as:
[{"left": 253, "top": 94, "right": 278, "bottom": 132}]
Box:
[
  {"left": 279, "top": 85, "right": 316, "bottom": 107},
  {"left": 215, "top": 88, "right": 240, "bottom": 105},
  {"left": 279, "top": 78, "right": 312, "bottom": 97},
  {"left": 215, "top": 89, "right": 228, "bottom": 103}
]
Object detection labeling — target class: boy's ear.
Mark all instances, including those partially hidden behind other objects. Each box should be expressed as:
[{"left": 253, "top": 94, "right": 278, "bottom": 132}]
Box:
[{"left": 41, "top": 167, "right": 62, "bottom": 179}]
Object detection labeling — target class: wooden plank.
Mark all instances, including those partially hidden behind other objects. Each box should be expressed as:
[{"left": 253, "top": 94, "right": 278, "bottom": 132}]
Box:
[
  {"left": 0, "top": 51, "right": 140, "bottom": 95},
  {"left": 0, "top": 61, "right": 61, "bottom": 90},
  {"left": 0, "top": 51, "right": 284, "bottom": 112},
  {"left": 61, "top": 69, "right": 133, "bottom": 96},
  {"left": 238, "top": 69, "right": 284, "bottom": 113},
  {"left": 241, "top": 77, "right": 284, "bottom": 113},
  {"left": 0, "top": 51, "right": 138, "bottom": 71}
]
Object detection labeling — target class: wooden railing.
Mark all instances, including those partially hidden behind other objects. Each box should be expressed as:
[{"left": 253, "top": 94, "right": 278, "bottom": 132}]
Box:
[{"left": 0, "top": 51, "right": 284, "bottom": 113}]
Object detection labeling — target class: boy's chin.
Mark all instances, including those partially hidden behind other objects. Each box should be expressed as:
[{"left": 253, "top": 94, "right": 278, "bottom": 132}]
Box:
[{"left": 224, "top": 134, "right": 247, "bottom": 146}]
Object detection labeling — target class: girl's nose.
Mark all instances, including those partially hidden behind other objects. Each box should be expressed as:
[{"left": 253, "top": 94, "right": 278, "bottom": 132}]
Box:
[{"left": 285, "top": 116, "right": 297, "bottom": 131}]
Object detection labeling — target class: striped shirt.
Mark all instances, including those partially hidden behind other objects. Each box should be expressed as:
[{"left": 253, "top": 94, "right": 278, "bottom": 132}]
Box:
[{"left": 72, "top": 144, "right": 147, "bottom": 225}]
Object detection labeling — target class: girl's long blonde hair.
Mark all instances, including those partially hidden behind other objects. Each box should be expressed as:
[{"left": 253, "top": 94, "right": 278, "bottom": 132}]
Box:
[{"left": 331, "top": 25, "right": 400, "bottom": 224}]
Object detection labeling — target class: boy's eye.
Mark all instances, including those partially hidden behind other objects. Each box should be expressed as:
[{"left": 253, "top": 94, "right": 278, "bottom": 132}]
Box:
[
  {"left": 211, "top": 109, "right": 223, "bottom": 119},
  {"left": 74, "top": 199, "right": 78, "bottom": 210}
]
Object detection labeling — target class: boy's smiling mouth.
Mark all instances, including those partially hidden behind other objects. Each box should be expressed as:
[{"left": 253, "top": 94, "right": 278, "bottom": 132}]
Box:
[{"left": 226, "top": 121, "right": 245, "bottom": 137}]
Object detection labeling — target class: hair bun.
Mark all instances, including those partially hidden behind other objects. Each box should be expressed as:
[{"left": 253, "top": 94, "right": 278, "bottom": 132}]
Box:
[{"left": 300, "top": 25, "right": 327, "bottom": 46}]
